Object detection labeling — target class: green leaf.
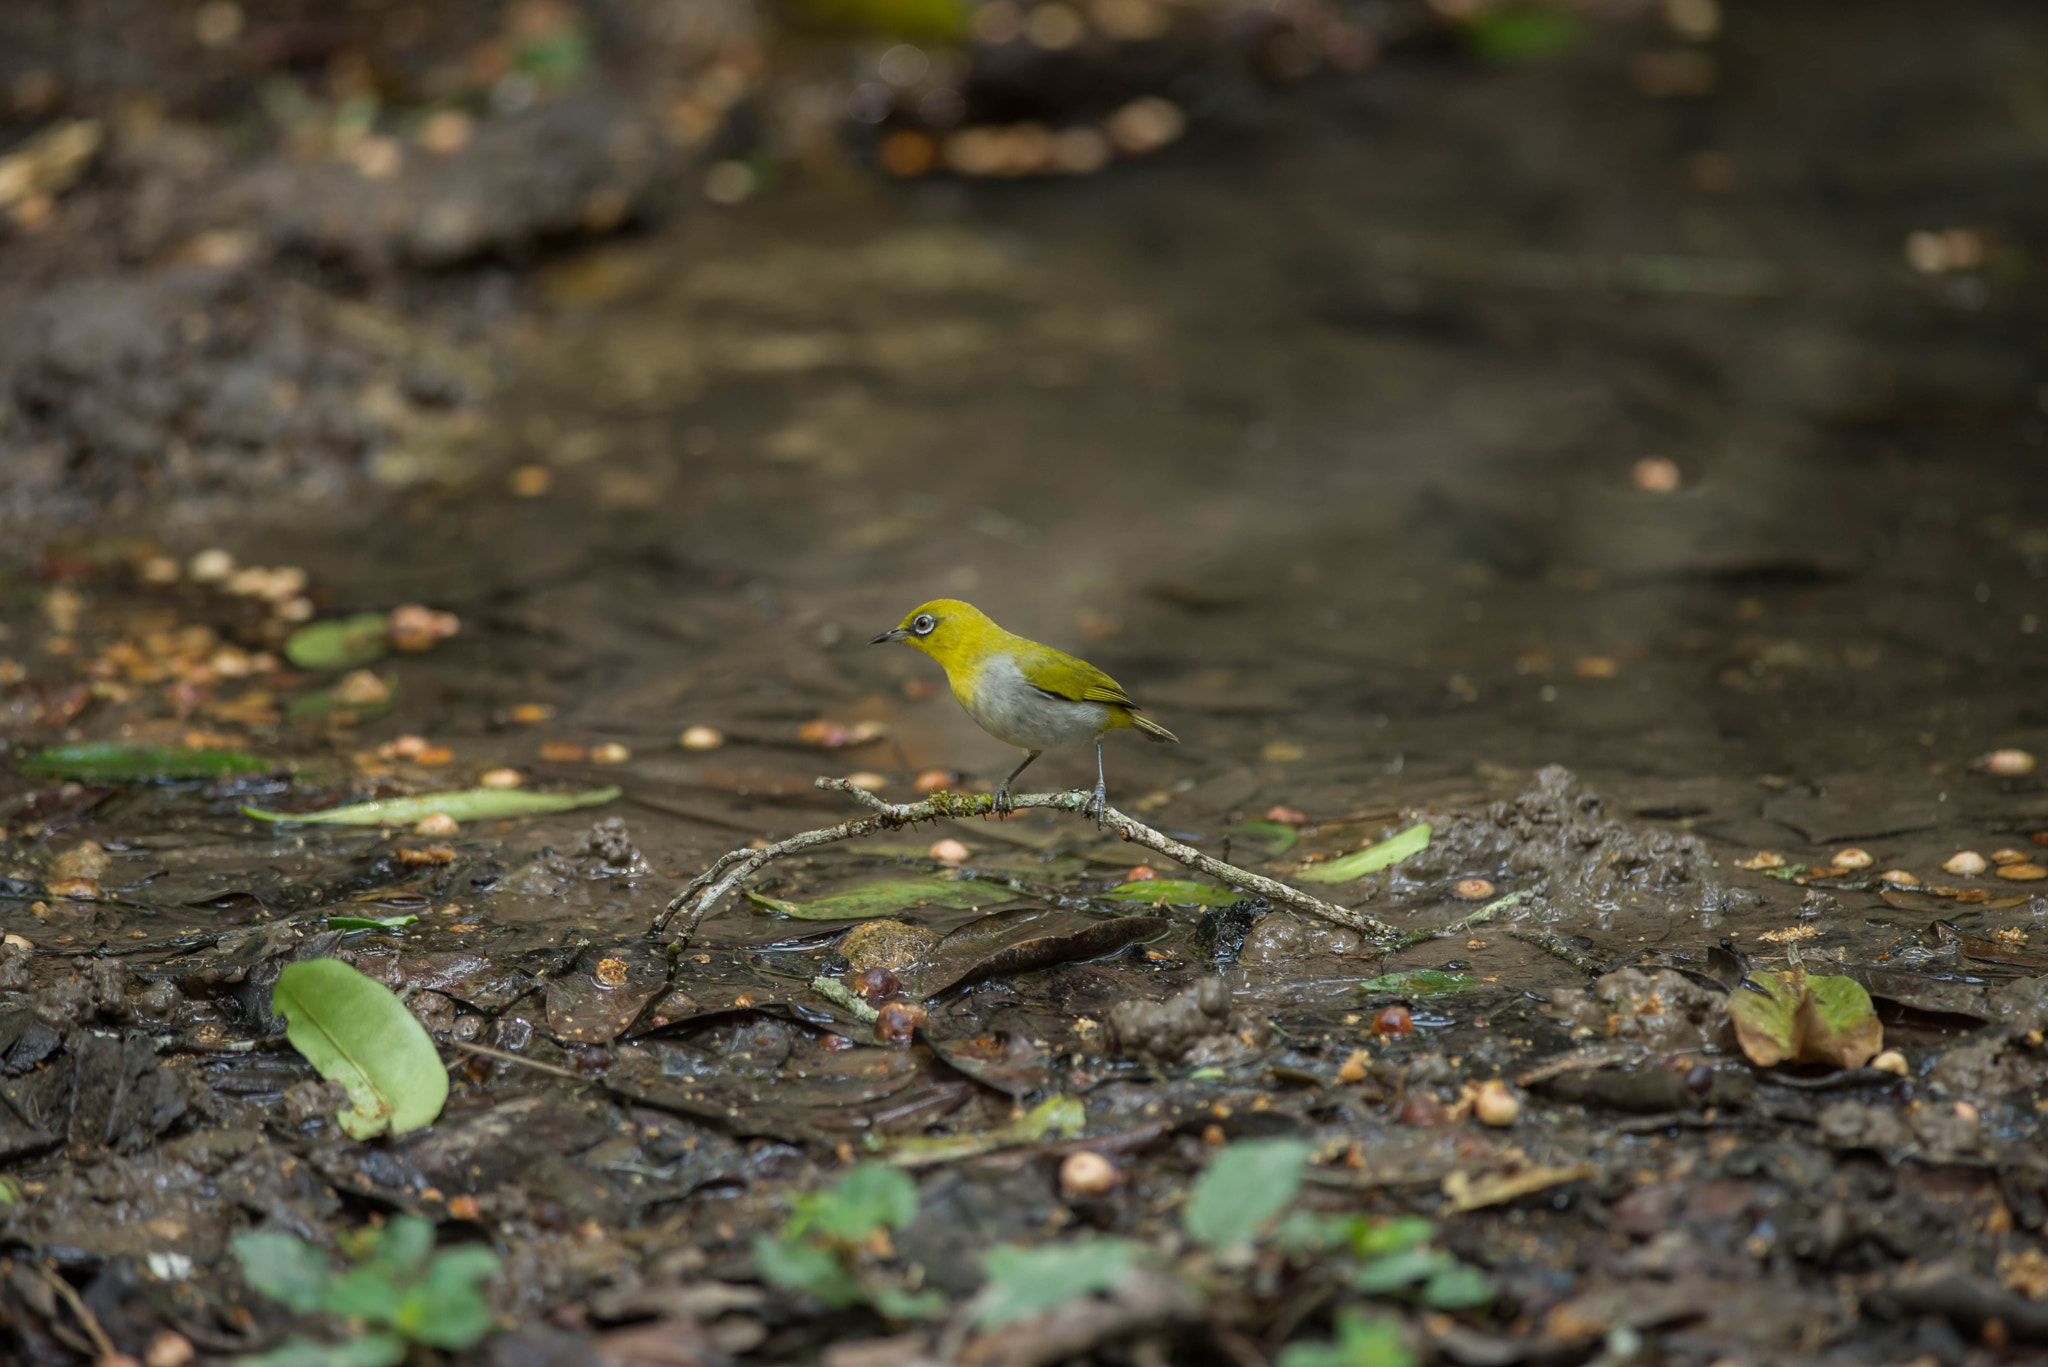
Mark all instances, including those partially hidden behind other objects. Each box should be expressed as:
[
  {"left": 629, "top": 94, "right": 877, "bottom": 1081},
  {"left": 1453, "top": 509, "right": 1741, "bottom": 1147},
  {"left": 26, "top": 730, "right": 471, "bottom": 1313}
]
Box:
[
  {"left": 21, "top": 742, "right": 272, "bottom": 782},
  {"left": 323, "top": 1264, "right": 403, "bottom": 1324},
  {"left": 1356, "top": 968, "right": 1477, "bottom": 996},
  {"left": 1464, "top": 5, "right": 1582, "bottom": 64},
  {"left": 1350, "top": 1247, "right": 1447, "bottom": 1294},
  {"left": 233, "top": 1334, "right": 407, "bottom": 1367},
  {"left": 751, "top": 1232, "right": 864, "bottom": 1309},
  {"left": 1276, "top": 1311, "right": 1415, "bottom": 1367},
  {"left": 232, "top": 1231, "right": 334, "bottom": 1314},
  {"left": 366, "top": 1214, "right": 436, "bottom": 1277},
  {"left": 976, "top": 1237, "right": 1141, "bottom": 1329},
  {"left": 271, "top": 959, "right": 449, "bottom": 1138},
  {"left": 745, "top": 876, "right": 1013, "bottom": 920},
  {"left": 244, "top": 785, "right": 619, "bottom": 826},
  {"left": 327, "top": 914, "right": 418, "bottom": 931},
  {"left": 1352, "top": 1217, "right": 1436, "bottom": 1258},
  {"left": 286, "top": 613, "right": 391, "bottom": 670},
  {"left": 798, "top": 1164, "right": 921, "bottom": 1242},
  {"left": 867, "top": 1285, "right": 950, "bottom": 1321},
  {"left": 1228, "top": 820, "right": 1300, "bottom": 858},
  {"left": 1728, "top": 970, "right": 1880, "bottom": 1070},
  {"left": 1184, "top": 1137, "right": 1314, "bottom": 1252},
  {"left": 1421, "top": 1263, "right": 1493, "bottom": 1310},
  {"left": 398, "top": 1246, "right": 501, "bottom": 1348},
  {"left": 287, "top": 677, "right": 397, "bottom": 722},
  {"left": 885, "top": 1095, "right": 1085, "bottom": 1166},
  {"left": 1100, "top": 879, "right": 1243, "bottom": 906},
  {"left": 1297, "top": 824, "right": 1431, "bottom": 884}
]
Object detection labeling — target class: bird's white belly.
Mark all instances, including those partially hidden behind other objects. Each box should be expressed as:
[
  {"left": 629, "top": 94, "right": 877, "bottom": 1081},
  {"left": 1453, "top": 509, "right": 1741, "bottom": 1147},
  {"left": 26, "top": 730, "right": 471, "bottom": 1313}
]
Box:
[{"left": 961, "top": 655, "right": 1111, "bottom": 751}]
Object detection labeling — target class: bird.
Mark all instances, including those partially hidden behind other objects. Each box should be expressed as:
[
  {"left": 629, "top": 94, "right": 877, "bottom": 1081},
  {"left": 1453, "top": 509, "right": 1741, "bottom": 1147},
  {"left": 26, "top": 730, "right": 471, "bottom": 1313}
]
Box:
[{"left": 872, "top": 599, "right": 1177, "bottom": 821}]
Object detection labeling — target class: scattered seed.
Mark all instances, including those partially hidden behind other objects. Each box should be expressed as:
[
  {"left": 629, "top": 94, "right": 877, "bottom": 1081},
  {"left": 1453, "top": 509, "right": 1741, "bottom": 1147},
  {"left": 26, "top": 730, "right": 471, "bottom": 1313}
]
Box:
[
  {"left": 1735, "top": 852, "right": 1784, "bottom": 870},
  {"left": 1878, "top": 870, "right": 1920, "bottom": 887},
  {"left": 594, "top": 957, "right": 629, "bottom": 987},
  {"left": 912, "top": 768, "right": 956, "bottom": 792},
  {"left": 1574, "top": 655, "right": 1619, "bottom": 679},
  {"left": 1998, "top": 863, "right": 2047, "bottom": 882},
  {"left": 1983, "top": 749, "right": 2037, "bottom": 776},
  {"left": 1759, "top": 925, "right": 1819, "bottom": 943},
  {"left": 1373, "top": 1005, "right": 1414, "bottom": 1039},
  {"left": 1831, "top": 847, "right": 1873, "bottom": 870},
  {"left": 874, "top": 1001, "right": 927, "bottom": 1046},
  {"left": 333, "top": 669, "right": 392, "bottom": 707},
  {"left": 510, "top": 703, "right": 556, "bottom": 725},
  {"left": 1337, "top": 1048, "right": 1371, "bottom": 1083},
  {"left": 138, "top": 554, "right": 181, "bottom": 585},
  {"left": 1261, "top": 742, "right": 1305, "bottom": 762},
  {"left": 1630, "top": 457, "right": 1682, "bottom": 493},
  {"left": 508, "top": 464, "right": 552, "bottom": 497},
  {"left": 929, "top": 838, "right": 970, "bottom": 866},
  {"left": 798, "top": 719, "right": 849, "bottom": 747},
  {"left": 446, "top": 1195, "right": 481, "bottom": 1221},
  {"left": 1944, "top": 851, "right": 1989, "bottom": 876},
  {"left": 846, "top": 772, "right": 888, "bottom": 791},
  {"left": 414, "top": 745, "right": 455, "bottom": 766},
  {"left": 1471, "top": 1080, "right": 1519, "bottom": 1127},
  {"left": 1452, "top": 878, "right": 1496, "bottom": 901},
  {"left": 480, "top": 768, "right": 523, "bottom": 788},
  {"left": 389, "top": 604, "right": 460, "bottom": 652},
  {"left": 1125, "top": 866, "right": 1160, "bottom": 882},
  {"left": 1954, "top": 1099, "right": 1981, "bottom": 1123},
  {"left": 679, "top": 725, "right": 725, "bottom": 751},
  {"left": 1872, "top": 1050, "right": 1908, "bottom": 1076},
  {"left": 1200, "top": 1123, "right": 1228, "bottom": 1146},
  {"left": 187, "top": 548, "right": 234, "bottom": 582},
  {"left": 541, "top": 741, "right": 589, "bottom": 762},
  {"left": 414, "top": 813, "right": 459, "bottom": 836},
  {"left": 395, "top": 845, "right": 457, "bottom": 866},
  {"left": 590, "top": 742, "right": 631, "bottom": 764},
  {"left": 1265, "top": 805, "right": 1308, "bottom": 826},
  {"left": 1991, "top": 848, "right": 2030, "bottom": 866},
  {"left": 1059, "top": 1150, "right": 1119, "bottom": 1197}
]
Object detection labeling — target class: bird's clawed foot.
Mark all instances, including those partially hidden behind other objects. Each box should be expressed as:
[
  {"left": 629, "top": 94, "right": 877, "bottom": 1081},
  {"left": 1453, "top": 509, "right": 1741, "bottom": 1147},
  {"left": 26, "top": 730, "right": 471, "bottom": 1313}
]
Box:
[
  {"left": 1085, "top": 783, "right": 1108, "bottom": 827},
  {"left": 992, "top": 785, "right": 1016, "bottom": 817}
]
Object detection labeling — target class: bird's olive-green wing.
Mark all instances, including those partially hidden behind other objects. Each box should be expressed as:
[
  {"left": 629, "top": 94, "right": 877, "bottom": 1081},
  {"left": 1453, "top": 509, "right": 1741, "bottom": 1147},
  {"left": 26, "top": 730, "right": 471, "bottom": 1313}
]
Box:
[{"left": 1017, "top": 640, "right": 1142, "bottom": 709}]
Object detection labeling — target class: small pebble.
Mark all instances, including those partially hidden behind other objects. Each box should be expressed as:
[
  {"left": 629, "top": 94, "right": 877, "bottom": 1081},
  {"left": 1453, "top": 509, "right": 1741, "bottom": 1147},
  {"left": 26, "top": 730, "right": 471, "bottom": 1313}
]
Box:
[
  {"left": 590, "top": 742, "right": 631, "bottom": 764},
  {"left": 1878, "top": 869, "right": 1920, "bottom": 887},
  {"left": 854, "top": 967, "right": 901, "bottom": 1001},
  {"left": 1736, "top": 852, "right": 1784, "bottom": 871},
  {"left": 1261, "top": 742, "right": 1306, "bottom": 762},
  {"left": 847, "top": 772, "right": 888, "bottom": 791},
  {"left": 479, "top": 768, "right": 523, "bottom": 788},
  {"left": 508, "top": 464, "right": 552, "bottom": 497},
  {"left": 145, "top": 1331, "right": 196, "bottom": 1367},
  {"left": 2, "top": 934, "right": 30, "bottom": 950},
  {"left": 1872, "top": 1050, "right": 1908, "bottom": 1076},
  {"left": 912, "top": 768, "right": 957, "bottom": 792},
  {"left": 44, "top": 877, "right": 100, "bottom": 901},
  {"left": 415, "top": 813, "right": 459, "bottom": 836},
  {"left": 1984, "top": 749, "right": 2037, "bottom": 776},
  {"left": 1830, "top": 848, "right": 1873, "bottom": 870},
  {"left": 1998, "top": 863, "right": 2047, "bottom": 882},
  {"left": 679, "top": 725, "right": 725, "bottom": 751},
  {"left": 1954, "top": 1099, "right": 1980, "bottom": 1123},
  {"left": 928, "top": 838, "right": 970, "bottom": 866},
  {"left": 1059, "top": 1151, "right": 1118, "bottom": 1197},
  {"left": 1399, "top": 1094, "right": 1445, "bottom": 1127},
  {"left": 540, "top": 741, "right": 588, "bottom": 762},
  {"left": 509, "top": 703, "right": 556, "bottom": 724},
  {"left": 1373, "top": 1005, "right": 1414, "bottom": 1039},
  {"left": 333, "top": 669, "right": 392, "bottom": 707},
  {"left": 1472, "top": 1080, "right": 1519, "bottom": 1127},
  {"left": 1991, "top": 848, "right": 2030, "bottom": 866},
  {"left": 1336, "top": 1048, "right": 1371, "bottom": 1083},
  {"left": 1630, "top": 456, "right": 1682, "bottom": 494},
  {"left": 1452, "top": 878, "right": 1496, "bottom": 901},
  {"left": 187, "top": 548, "right": 234, "bottom": 582},
  {"left": 1943, "top": 851, "right": 1989, "bottom": 877},
  {"left": 874, "top": 1001, "right": 927, "bottom": 1046},
  {"left": 389, "top": 603, "right": 460, "bottom": 652}
]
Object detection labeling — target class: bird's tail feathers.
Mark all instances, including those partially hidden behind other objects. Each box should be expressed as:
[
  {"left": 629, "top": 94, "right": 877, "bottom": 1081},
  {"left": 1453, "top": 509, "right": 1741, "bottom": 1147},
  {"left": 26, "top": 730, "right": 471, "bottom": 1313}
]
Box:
[{"left": 1130, "top": 714, "right": 1178, "bottom": 744}]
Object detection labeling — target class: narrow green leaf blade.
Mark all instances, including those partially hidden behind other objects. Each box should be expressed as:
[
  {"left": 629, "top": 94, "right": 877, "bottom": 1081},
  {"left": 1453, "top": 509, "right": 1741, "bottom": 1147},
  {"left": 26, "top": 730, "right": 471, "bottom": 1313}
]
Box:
[
  {"left": 1227, "top": 820, "right": 1300, "bottom": 858},
  {"left": 244, "top": 785, "right": 619, "bottom": 825},
  {"left": 327, "top": 914, "right": 418, "bottom": 931},
  {"left": 1350, "top": 1247, "right": 1447, "bottom": 1294},
  {"left": 1297, "top": 824, "right": 1432, "bottom": 884},
  {"left": 22, "top": 742, "right": 271, "bottom": 782},
  {"left": 285, "top": 613, "right": 391, "bottom": 670},
  {"left": 271, "top": 959, "right": 448, "bottom": 1138},
  {"left": 1356, "top": 969, "right": 1477, "bottom": 996},
  {"left": 976, "top": 1237, "right": 1141, "bottom": 1329},
  {"left": 1184, "top": 1137, "right": 1314, "bottom": 1251},
  {"left": 756, "top": 876, "right": 1011, "bottom": 920},
  {"left": 1100, "top": 879, "right": 1243, "bottom": 906}
]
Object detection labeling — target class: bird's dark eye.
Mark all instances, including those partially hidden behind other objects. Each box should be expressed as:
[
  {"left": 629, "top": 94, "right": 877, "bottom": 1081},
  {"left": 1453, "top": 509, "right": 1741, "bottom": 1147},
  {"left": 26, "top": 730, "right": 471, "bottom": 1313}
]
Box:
[{"left": 912, "top": 614, "right": 935, "bottom": 635}]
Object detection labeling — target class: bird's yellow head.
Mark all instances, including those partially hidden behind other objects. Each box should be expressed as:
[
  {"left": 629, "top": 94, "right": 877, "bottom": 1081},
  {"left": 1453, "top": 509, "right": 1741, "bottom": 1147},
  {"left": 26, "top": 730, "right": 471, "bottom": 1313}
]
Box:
[{"left": 870, "top": 598, "right": 997, "bottom": 669}]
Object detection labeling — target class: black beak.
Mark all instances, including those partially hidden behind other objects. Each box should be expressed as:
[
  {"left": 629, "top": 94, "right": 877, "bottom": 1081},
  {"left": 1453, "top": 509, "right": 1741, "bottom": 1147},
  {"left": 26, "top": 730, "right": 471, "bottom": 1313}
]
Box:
[{"left": 871, "top": 627, "right": 910, "bottom": 644}]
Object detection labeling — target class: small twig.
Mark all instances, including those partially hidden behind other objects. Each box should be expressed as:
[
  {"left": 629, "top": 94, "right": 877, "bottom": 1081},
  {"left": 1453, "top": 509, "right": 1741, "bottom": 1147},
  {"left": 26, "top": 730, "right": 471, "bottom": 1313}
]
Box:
[
  {"left": 36, "top": 1263, "right": 115, "bottom": 1363},
  {"left": 653, "top": 778, "right": 1402, "bottom": 947},
  {"left": 1387, "top": 889, "right": 1526, "bottom": 951},
  {"left": 447, "top": 1039, "right": 586, "bottom": 1080},
  {"left": 1510, "top": 928, "right": 1606, "bottom": 976}
]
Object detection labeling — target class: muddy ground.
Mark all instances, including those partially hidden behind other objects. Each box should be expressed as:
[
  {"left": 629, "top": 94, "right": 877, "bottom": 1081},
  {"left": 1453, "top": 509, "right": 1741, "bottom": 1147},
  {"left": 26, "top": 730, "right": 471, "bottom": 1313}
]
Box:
[{"left": 5, "top": 0, "right": 2048, "bottom": 1363}]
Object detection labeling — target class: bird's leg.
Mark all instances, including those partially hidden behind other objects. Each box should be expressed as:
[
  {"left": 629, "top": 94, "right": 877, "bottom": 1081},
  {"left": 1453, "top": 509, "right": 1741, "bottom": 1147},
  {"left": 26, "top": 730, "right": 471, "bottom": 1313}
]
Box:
[
  {"left": 994, "top": 751, "right": 1040, "bottom": 816},
  {"left": 1087, "top": 738, "right": 1108, "bottom": 826}
]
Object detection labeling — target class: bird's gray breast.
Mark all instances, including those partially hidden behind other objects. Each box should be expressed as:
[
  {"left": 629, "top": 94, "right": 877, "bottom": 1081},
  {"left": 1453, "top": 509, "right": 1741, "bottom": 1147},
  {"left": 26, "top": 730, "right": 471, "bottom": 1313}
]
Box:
[{"left": 963, "top": 654, "right": 1110, "bottom": 751}]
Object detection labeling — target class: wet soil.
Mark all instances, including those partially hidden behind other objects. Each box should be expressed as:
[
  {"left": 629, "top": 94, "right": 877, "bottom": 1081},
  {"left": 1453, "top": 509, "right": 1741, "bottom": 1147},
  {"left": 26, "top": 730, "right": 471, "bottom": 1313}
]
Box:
[{"left": 6, "top": 0, "right": 2048, "bottom": 1363}]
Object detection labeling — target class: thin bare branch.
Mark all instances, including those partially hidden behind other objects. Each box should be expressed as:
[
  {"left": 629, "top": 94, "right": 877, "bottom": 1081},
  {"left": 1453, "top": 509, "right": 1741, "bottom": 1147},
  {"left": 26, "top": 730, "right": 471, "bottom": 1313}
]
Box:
[{"left": 652, "top": 777, "right": 1406, "bottom": 947}]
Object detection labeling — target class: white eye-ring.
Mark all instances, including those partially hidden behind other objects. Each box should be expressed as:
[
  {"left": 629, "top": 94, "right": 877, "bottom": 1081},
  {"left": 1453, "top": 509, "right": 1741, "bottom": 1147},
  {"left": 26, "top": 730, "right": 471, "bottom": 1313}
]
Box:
[{"left": 913, "top": 614, "right": 935, "bottom": 634}]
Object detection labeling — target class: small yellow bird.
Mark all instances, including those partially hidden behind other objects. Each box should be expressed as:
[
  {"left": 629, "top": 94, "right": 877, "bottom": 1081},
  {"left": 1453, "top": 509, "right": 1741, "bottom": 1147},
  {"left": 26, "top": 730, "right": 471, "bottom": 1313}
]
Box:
[{"left": 872, "top": 599, "right": 1177, "bottom": 819}]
